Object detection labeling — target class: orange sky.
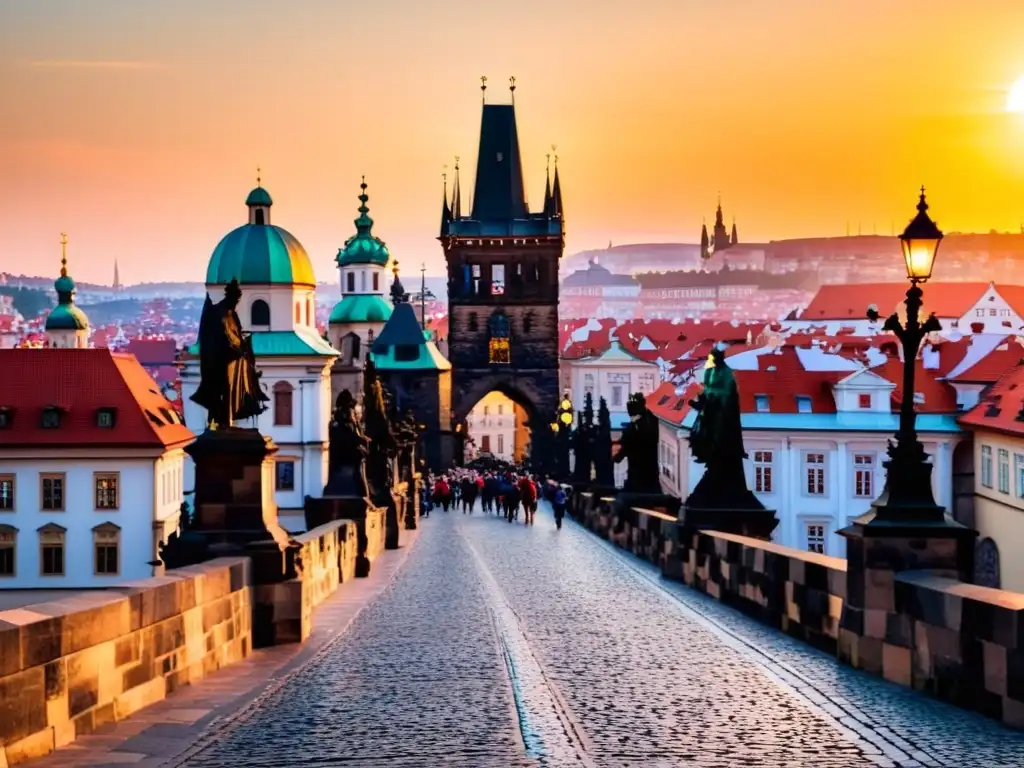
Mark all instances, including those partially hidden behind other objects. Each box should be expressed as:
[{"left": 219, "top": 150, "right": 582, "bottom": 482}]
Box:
[{"left": 2, "top": 0, "right": 1024, "bottom": 286}]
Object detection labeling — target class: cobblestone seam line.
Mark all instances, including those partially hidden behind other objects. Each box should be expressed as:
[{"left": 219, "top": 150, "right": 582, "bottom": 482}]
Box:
[
  {"left": 460, "top": 530, "right": 597, "bottom": 768},
  {"left": 578, "top": 523, "right": 941, "bottom": 768},
  {"left": 163, "top": 537, "right": 422, "bottom": 768}
]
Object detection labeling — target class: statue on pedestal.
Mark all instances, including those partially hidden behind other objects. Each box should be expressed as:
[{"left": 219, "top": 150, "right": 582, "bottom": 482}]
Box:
[
  {"left": 593, "top": 396, "right": 615, "bottom": 486},
  {"left": 325, "top": 390, "right": 370, "bottom": 499},
  {"left": 190, "top": 279, "right": 268, "bottom": 429},
  {"left": 362, "top": 356, "right": 396, "bottom": 505},
  {"left": 614, "top": 392, "right": 662, "bottom": 494},
  {"left": 571, "top": 392, "right": 596, "bottom": 483},
  {"left": 683, "top": 345, "right": 777, "bottom": 538}
]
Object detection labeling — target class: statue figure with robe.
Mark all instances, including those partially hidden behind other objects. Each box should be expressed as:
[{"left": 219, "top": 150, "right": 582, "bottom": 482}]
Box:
[
  {"left": 688, "top": 347, "right": 747, "bottom": 469},
  {"left": 614, "top": 392, "right": 662, "bottom": 494},
  {"left": 190, "top": 279, "right": 268, "bottom": 429},
  {"left": 593, "top": 396, "right": 615, "bottom": 486},
  {"left": 362, "top": 356, "right": 396, "bottom": 504},
  {"left": 571, "top": 392, "right": 596, "bottom": 483},
  {"left": 325, "top": 390, "right": 370, "bottom": 498}
]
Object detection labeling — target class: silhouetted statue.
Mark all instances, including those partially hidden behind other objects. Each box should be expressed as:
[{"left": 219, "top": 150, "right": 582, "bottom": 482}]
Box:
[
  {"left": 363, "top": 356, "right": 396, "bottom": 504},
  {"left": 593, "top": 396, "right": 615, "bottom": 486},
  {"left": 190, "top": 279, "right": 268, "bottom": 428},
  {"left": 326, "top": 390, "right": 370, "bottom": 498},
  {"left": 688, "top": 347, "right": 747, "bottom": 469},
  {"left": 571, "top": 392, "right": 596, "bottom": 483},
  {"left": 614, "top": 392, "right": 662, "bottom": 494}
]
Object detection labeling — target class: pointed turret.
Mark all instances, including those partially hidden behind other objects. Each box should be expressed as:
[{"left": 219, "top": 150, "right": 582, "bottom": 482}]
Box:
[
  {"left": 552, "top": 160, "right": 564, "bottom": 219},
  {"left": 700, "top": 220, "right": 710, "bottom": 260},
  {"left": 113, "top": 259, "right": 121, "bottom": 291},
  {"left": 440, "top": 171, "right": 452, "bottom": 236},
  {"left": 543, "top": 157, "right": 554, "bottom": 217},
  {"left": 390, "top": 261, "right": 408, "bottom": 305},
  {"left": 712, "top": 194, "right": 730, "bottom": 253},
  {"left": 731, "top": 218, "right": 738, "bottom": 246},
  {"left": 453, "top": 158, "right": 462, "bottom": 219},
  {"left": 471, "top": 103, "right": 528, "bottom": 221}
]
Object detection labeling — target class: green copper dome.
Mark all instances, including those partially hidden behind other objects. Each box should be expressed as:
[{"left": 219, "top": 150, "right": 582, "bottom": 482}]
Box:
[
  {"left": 329, "top": 294, "right": 393, "bottom": 325},
  {"left": 45, "top": 302, "right": 89, "bottom": 331},
  {"left": 246, "top": 186, "right": 273, "bottom": 207},
  {"left": 206, "top": 185, "right": 316, "bottom": 286},
  {"left": 336, "top": 180, "right": 390, "bottom": 267}
]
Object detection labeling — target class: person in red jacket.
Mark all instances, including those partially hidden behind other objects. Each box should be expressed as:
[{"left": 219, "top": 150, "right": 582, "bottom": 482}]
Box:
[
  {"left": 519, "top": 475, "right": 538, "bottom": 525},
  {"left": 433, "top": 476, "right": 451, "bottom": 512}
]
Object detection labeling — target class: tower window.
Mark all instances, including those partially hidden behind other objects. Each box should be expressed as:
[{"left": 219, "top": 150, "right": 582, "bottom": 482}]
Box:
[
  {"left": 469, "top": 313, "right": 479, "bottom": 333},
  {"left": 254, "top": 209, "right": 265, "bottom": 225},
  {"left": 347, "top": 272, "right": 356, "bottom": 293},
  {"left": 373, "top": 272, "right": 379, "bottom": 291},
  {"left": 488, "top": 311, "right": 511, "bottom": 365},
  {"left": 251, "top": 299, "right": 271, "bottom": 326}
]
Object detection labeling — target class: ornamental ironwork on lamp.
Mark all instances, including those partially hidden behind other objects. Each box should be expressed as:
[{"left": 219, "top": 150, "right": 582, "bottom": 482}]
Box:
[{"left": 899, "top": 187, "right": 943, "bottom": 283}]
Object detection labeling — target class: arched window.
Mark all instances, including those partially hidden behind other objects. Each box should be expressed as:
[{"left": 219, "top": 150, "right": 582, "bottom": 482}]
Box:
[
  {"left": 0, "top": 524, "right": 17, "bottom": 577},
  {"left": 488, "top": 311, "right": 511, "bottom": 365},
  {"left": 250, "top": 299, "right": 270, "bottom": 326},
  {"left": 373, "top": 272, "right": 379, "bottom": 291},
  {"left": 254, "top": 209, "right": 265, "bottom": 225},
  {"left": 295, "top": 303, "right": 301, "bottom": 324},
  {"left": 273, "top": 381, "right": 294, "bottom": 426},
  {"left": 305, "top": 298, "right": 312, "bottom": 326},
  {"left": 975, "top": 538, "right": 1001, "bottom": 588},
  {"left": 346, "top": 272, "right": 355, "bottom": 293}
]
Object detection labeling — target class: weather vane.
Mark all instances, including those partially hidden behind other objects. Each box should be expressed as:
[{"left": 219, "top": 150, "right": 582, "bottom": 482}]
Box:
[
  {"left": 480, "top": 75, "right": 487, "bottom": 104},
  {"left": 509, "top": 75, "right": 516, "bottom": 103}
]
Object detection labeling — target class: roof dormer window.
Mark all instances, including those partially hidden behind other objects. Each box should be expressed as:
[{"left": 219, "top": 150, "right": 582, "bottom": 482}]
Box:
[
  {"left": 96, "top": 408, "right": 116, "bottom": 428},
  {"left": 0, "top": 408, "right": 12, "bottom": 429},
  {"left": 795, "top": 396, "right": 813, "bottom": 414},
  {"left": 41, "top": 407, "right": 61, "bottom": 429},
  {"left": 754, "top": 395, "right": 770, "bottom": 413}
]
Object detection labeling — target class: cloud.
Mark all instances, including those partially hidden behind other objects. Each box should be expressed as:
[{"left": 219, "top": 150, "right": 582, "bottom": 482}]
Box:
[{"left": 23, "top": 60, "right": 157, "bottom": 71}]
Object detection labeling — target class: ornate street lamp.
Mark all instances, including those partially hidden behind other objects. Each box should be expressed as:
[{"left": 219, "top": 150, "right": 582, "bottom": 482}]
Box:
[{"left": 865, "top": 187, "right": 946, "bottom": 520}]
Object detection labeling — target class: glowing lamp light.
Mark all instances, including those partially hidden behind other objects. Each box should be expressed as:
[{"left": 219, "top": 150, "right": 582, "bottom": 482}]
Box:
[
  {"left": 560, "top": 397, "right": 572, "bottom": 411},
  {"left": 899, "top": 187, "right": 943, "bottom": 283},
  {"left": 550, "top": 421, "right": 559, "bottom": 433},
  {"left": 559, "top": 411, "right": 573, "bottom": 426}
]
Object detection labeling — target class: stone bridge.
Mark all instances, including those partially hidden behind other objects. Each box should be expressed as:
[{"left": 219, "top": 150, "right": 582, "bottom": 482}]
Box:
[{"left": 4, "top": 501, "right": 1024, "bottom": 767}]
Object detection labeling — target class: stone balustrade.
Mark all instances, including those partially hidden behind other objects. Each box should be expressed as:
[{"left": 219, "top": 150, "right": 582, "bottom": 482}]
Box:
[
  {"left": 571, "top": 490, "right": 1024, "bottom": 730},
  {"left": 0, "top": 558, "right": 252, "bottom": 766}
]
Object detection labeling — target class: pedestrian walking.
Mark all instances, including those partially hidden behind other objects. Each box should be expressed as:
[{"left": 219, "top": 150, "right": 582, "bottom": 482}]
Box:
[{"left": 553, "top": 485, "right": 567, "bottom": 530}]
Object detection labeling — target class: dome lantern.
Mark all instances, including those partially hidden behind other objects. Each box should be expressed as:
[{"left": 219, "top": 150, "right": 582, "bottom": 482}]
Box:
[
  {"left": 45, "top": 233, "right": 90, "bottom": 344},
  {"left": 246, "top": 167, "right": 273, "bottom": 226},
  {"left": 336, "top": 178, "right": 391, "bottom": 268}
]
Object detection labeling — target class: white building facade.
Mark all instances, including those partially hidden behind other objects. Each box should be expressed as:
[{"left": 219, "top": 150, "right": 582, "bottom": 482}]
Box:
[{"left": 466, "top": 391, "right": 517, "bottom": 462}]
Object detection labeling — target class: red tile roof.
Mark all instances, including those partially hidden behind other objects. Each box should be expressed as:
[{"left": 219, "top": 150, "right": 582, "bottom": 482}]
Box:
[
  {"left": 960, "top": 363, "right": 1024, "bottom": 437},
  {"left": 647, "top": 381, "right": 699, "bottom": 425},
  {"left": 946, "top": 337, "right": 1024, "bottom": 383},
  {"left": 801, "top": 282, "right": 990, "bottom": 321},
  {"left": 0, "top": 349, "right": 194, "bottom": 449},
  {"left": 126, "top": 338, "right": 178, "bottom": 366},
  {"left": 871, "top": 357, "right": 960, "bottom": 413}
]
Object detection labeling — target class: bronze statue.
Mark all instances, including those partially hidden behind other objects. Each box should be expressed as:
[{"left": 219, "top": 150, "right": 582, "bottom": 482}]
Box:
[
  {"left": 614, "top": 392, "right": 662, "bottom": 494},
  {"left": 190, "top": 280, "right": 268, "bottom": 428},
  {"left": 688, "top": 347, "right": 747, "bottom": 468},
  {"left": 362, "top": 356, "right": 396, "bottom": 504},
  {"left": 325, "top": 389, "right": 370, "bottom": 498}
]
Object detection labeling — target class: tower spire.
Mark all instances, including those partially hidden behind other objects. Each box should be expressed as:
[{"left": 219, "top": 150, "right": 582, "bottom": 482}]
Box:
[
  {"left": 390, "top": 260, "right": 408, "bottom": 305},
  {"left": 509, "top": 75, "right": 516, "bottom": 104},
  {"left": 551, "top": 148, "right": 563, "bottom": 219},
  {"left": 543, "top": 151, "right": 553, "bottom": 216},
  {"left": 480, "top": 75, "right": 487, "bottom": 105},
  {"left": 256, "top": 165, "right": 261, "bottom": 187},
  {"left": 453, "top": 156, "right": 462, "bottom": 219},
  {"left": 356, "top": 176, "right": 373, "bottom": 235},
  {"left": 440, "top": 166, "right": 451, "bottom": 234},
  {"left": 113, "top": 258, "right": 121, "bottom": 291},
  {"left": 59, "top": 232, "right": 68, "bottom": 278}
]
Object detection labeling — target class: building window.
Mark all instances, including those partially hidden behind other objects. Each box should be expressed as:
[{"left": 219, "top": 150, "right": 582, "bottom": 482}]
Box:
[
  {"left": 858, "top": 393, "right": 871, "bottom": 409},
  {"left": 373, "top": 272, "right": 379, "bottom": 291},
  {"left": 497, "top": 404, "right": 504, "bottom": 416},
  {"left": 611, "top": 386, "right": 623, "bottom": 407},
  {"left": 497, "top": 434, "right": 504, "bottom": 455},
  {"left": 805, "top": 523, "right": 827, "bottom": 554},
  {"left": 0, "top": 525, "right": 15, "bottom": 577},
  {"left": 276, "top": 460, "right": 295, "bottom": 491},
  {"left": 469, "top": 313, "right": 478, "bottom": 332},
  {"left": 251, "top": 299, "right": 271, "bottom": 326},
  {"left": 481, "top": 435, "right": 491, "bottom": 452},
  {"left": 41, "top": 408, "right": 61, "bottom": 429},
  {"left": 805, "top": 453, "right": 825, "bottom": 495},
  {"left": 0, "top": 475, "right": 13, "bottom": 511},
  {"left": 93, "top": 523, "right": 120, "bottom": 576},
  {"left": 346, "top": 272, "right": 355, "bottom": 293},
  {"left": 94, "top": 473, "right": 120, "bottom": 510},
  {"left": 40, "top": 473, "right": 65, "bottom": 511},
  {"left": 39, "top": 524, "right": 65, "bottom": 576},
  {"left": 753, "top": 451, "right": 773, "bottom": 493},
  {"left": 483, "top": 406, "right": 490, "bottom": 416},
  {"left": 273, "top": 382, "right": 294, "bottom": 426},
  {"left": 1016, "top": 454, "right": 1024, "bottom": 497},
  {"left": 998, "top": 448, "right": 1010, "bottom": 493},
  {"left": 754, "top": 395, "right": 769, "bottom": 413},
  {"left": 796, "top": 396, "right": 812, "bottom": 413},
  {"left": 981, "top": 445, "right": 993, "bottom": 488},
  {"left": 583, "top": 373, "right": 595, "bottom": 398},
  {"left": 853, "top": 454, "right": 874, "bottom": 497},
  {"left": 488, "top": 312, "right": 511, "bottom": 364}
]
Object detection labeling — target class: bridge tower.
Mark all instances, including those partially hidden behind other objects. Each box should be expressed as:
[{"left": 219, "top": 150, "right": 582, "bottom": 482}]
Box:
[{"left": 439, "top": 82, "right": 565, "bottom": 471}]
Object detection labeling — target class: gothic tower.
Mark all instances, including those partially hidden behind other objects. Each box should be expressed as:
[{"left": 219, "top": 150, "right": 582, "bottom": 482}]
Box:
[{"left": 440, "top": 83, "right": 564, "bottom": 470}]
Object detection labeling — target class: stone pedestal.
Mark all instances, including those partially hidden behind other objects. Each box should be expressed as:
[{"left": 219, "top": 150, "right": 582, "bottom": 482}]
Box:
[
  {"left": 305, "top": 495, "right": 385, "bottom": 577},
  {"left": 161, "top": 428, "right": 297, "bottom": 582},
  {"left": 837, "top": 509, "right": 977, "bottom": 679},
  {"left": 680, "top": 462, "right": 778, "bottom": 540}
]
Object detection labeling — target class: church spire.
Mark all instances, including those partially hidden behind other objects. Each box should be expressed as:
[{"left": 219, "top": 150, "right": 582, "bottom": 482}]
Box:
[
  {"left": 355, "top": 176, "right": 373, "bottom": 235},
  {"left": 700, "top": 219, "right": 710, "bottom": 260},
  {"left": 453, "top": 156, "right": 462, "bottom": 219},
  {"left": 113, "top": 259, "right": 121, "bottom": 291},
  {"left": 440, "top": 167, "right": 451, "bottom": 234},
  {"left": 551, "top": 152, "right": 564, "bottom": 219},
  {"left": 731, "top": 217, "right": 738, "bottom": 246},
  {"left": 543, "top": 151, "right": 554, "bottom": 216},
  {"left": 390, "top": 260, "right": 408, "bottom": 305},
  {"left": 46, "top": 232, "right": 90, "bottom": 346}
]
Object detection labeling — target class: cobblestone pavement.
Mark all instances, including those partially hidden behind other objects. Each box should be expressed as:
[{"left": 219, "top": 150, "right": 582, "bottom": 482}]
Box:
[{"left": 179, "top": 503, "right": 1024, "bottom": 768}]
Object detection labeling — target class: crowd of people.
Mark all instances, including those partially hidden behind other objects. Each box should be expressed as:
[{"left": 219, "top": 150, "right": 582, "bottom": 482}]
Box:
[{"left": 423, "top": 466, "right": 570, "bottom": 529}]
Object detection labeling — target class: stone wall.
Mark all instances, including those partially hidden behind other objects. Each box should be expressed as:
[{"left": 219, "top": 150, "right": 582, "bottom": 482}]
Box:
[
  {"left": 0, "top": 558, "right": 252, "bottom": 766},
  {"left": 251, "top": 520, "right": 358, "bottom": 647},
  {"left": 572, "top": 492, "right": 1024, "bottom": 729}
]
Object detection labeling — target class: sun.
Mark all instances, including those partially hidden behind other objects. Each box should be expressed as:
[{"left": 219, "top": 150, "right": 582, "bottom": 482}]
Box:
[{"left": 1008, "top": 75, "right": 1024, "bottom": 113}]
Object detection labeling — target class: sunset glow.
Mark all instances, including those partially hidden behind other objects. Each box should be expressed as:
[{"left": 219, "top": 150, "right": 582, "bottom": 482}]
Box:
[
  {"left": 1008, "top": 75, "right": 1024, "bottom": 113},
  {"left": 2, "top": 1, "right": 1024, "bottom": 285}
]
